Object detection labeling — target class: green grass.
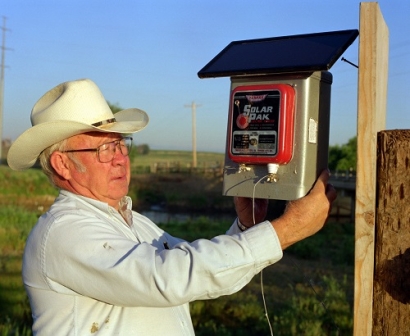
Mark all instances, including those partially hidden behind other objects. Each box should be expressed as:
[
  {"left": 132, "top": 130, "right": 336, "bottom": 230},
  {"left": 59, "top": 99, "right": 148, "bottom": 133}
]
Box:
[
  {"left": 0, "top": 166, "right": 56, "bottom": 196},
  {"left": 0, "top": 158, "right": 354, "bottom": 335},
  {"left": 0, "top": 203, "right": 354, "bottom": 335},
  {"left": 159, "top": 219, "right": 354, "bottom": 335},
  {"left": 0, "top": 166, "right": 51, "bottom": 335},
  {"left": 0, "top": 205, "right": 36, "bottom": 335},
  {"left": 0, "top": 206, "right": 39, "bottom": 255}
]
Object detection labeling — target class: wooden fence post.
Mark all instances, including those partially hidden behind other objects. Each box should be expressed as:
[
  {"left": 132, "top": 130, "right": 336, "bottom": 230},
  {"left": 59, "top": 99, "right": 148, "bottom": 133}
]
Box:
[
  {"left": 354, "top": 2, "right": 388, "bottom": 335},
  {"left": 373, "top": 130, "right": 410, "bottom": 334}
]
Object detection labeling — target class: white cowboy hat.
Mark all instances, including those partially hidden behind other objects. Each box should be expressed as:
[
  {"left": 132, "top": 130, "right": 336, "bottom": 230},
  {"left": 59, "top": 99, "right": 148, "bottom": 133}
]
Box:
[{"left": 7, "top": 78, "right": 149, "bottom": 170}]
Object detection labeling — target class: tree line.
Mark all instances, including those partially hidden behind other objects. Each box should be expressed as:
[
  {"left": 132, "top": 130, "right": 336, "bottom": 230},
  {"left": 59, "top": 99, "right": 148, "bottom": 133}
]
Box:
[{"left": 328, "top": 136, "right": 357, "bottom": 171}]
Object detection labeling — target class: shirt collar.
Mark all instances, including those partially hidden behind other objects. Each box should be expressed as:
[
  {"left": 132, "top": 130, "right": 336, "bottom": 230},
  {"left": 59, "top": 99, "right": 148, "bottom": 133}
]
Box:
[{"left": 59, "top": 189, "right": 133, "bottom": 213}]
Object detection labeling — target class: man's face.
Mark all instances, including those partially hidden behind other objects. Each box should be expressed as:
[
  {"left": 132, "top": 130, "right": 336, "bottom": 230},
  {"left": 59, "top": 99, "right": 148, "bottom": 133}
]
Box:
[{"left": 61, "top": 132, "right": 131, "bottom": 209}]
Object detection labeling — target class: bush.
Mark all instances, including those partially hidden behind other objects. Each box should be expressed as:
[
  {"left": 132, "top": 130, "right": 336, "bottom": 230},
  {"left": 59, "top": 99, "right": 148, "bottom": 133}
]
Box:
[{"left": 273, "top": 275, "right": 352, "bottom": 335}]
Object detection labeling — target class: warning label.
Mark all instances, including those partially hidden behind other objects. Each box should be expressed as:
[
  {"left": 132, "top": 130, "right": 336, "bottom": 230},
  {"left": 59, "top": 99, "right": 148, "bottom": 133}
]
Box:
[{"left": 230, "top": 89, "right": 280, "bottom": 157}]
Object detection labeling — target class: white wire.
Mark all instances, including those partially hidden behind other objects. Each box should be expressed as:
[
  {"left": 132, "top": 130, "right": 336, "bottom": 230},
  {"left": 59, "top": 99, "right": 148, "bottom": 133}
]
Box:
[
  {"left": 252, "top": 172, "right": 339, "bottom": 335},
  {"left": 261, "top": 270, "right": 274, "bottom": 336},
  {"left": 252, "top": 174, "right": 274, "bottom": 336},
  {"left": 252, "top": 174, "right": 270, "bottom": 225}
]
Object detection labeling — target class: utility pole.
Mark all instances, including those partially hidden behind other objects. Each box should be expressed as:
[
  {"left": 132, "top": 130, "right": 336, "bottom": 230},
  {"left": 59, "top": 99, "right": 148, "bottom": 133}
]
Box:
[
  {"left": 0, "top": 16, "right": 10, "bottom": 163},
  {"left": 184, "top": 101, "right": 201, "bottom": 168}
]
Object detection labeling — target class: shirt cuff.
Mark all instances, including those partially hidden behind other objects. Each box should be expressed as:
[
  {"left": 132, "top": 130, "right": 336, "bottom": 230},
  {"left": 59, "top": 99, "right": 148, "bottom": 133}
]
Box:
[{"left": 242, "top": 220, "right": 283, "bottom": 271}]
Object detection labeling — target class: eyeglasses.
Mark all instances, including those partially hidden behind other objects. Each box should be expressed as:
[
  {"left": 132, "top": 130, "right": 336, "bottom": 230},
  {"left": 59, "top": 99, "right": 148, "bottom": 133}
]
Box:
[{"left": 63, "top": 137, "right": 133, "bottom": 163}]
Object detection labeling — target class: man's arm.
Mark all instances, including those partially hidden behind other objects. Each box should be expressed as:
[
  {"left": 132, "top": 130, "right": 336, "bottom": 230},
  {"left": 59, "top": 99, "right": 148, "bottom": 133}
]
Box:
[{"left": 234, "top": 169, "right": 337, "bottom": 250}]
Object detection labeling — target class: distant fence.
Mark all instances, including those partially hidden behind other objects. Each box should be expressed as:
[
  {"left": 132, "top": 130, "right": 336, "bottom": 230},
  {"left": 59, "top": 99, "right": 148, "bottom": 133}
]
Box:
[
  {"left": 132, "top": 162, "right": 356, "bottom": 182},
  {"left": 329, "top": 170, "right": 356, "bottom": 192},
  {"left": 131, "top": 161, "right": 224, "bottom": 176},
  {"left": 329, "top": 170, "right": 356, "bottom": 222}
]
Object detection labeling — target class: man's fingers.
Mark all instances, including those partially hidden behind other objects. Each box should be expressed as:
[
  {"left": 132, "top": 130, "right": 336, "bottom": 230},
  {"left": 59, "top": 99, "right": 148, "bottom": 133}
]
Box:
[
  {"left": 311, "top": 169, "right": 330, "bottom": 194},
  {"left": 326, "top": 183, "right": 337, "bottom": 202},
  {"left": 311, "top": 170, "right": 337, "bottom": 202}
]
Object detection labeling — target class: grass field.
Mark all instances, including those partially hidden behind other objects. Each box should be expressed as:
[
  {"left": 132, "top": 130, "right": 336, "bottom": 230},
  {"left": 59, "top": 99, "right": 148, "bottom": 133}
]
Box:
[
  {"left": 0, "top": 151, "right": 355, "bottom": 335},
  {"left": 0, "top": 205, "right": 354, "bottom": 335},
  {"left": 0, "top": 205, "right": 38, "bottom": 335}
]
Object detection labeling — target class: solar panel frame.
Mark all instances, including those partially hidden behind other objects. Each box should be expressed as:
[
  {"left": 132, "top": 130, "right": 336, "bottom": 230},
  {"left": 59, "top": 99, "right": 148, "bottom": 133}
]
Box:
[{"left": 198, "top": 29, "right": 359, "bottom": 78}]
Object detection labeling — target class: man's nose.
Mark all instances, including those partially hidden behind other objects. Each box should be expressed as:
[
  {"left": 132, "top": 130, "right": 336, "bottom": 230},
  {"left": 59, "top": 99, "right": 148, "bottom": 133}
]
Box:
[{"left": 112, "top": 144, "right": 128, "bottom": 162}]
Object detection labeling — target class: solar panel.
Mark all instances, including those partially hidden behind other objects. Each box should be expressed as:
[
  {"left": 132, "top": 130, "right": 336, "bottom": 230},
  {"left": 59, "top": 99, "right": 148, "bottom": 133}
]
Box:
[{"left": 198, "top": 29, "right": 359, "bottom": 78}]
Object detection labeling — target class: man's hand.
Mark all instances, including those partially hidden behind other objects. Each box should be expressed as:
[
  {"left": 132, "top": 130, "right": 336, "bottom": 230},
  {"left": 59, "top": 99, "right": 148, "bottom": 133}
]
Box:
[
  {"left": 234, "top": 197, "right": 269, "bottom": 228},
  {"left": 272, "top": 169, "right": 337, "bottom": 250}
]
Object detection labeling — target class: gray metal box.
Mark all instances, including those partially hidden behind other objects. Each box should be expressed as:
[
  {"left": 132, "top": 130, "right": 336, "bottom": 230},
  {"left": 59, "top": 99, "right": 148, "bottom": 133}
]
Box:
[{"left": 223, "top": 71, "right": 332, "bottom": 200}]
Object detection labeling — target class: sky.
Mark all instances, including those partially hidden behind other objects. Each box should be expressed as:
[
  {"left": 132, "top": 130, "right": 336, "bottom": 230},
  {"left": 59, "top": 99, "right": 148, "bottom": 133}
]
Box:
[{"left": 1, "top": 0, "right": 409, "bottom": 153}]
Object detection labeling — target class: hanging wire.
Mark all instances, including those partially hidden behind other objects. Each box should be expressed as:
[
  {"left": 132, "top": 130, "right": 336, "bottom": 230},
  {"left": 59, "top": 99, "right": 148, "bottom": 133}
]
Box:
[
  {"left": 250, "top": 172, "right": 341, "bottom": 335},
  {"left": 252, "top": 174, "right": 274, "bottom": 335}
]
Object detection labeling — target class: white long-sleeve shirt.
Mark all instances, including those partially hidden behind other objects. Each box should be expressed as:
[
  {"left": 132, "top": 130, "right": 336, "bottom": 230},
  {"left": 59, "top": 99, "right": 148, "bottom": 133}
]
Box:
[{"left": 23, "top": 190, "right": 283, "bottom": 335}]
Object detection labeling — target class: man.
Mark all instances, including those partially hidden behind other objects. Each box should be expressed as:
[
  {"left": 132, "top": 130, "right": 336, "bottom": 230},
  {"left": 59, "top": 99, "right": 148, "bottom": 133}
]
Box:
[{"left": 8, "top": 79, "right": 336, "bottom": 335}]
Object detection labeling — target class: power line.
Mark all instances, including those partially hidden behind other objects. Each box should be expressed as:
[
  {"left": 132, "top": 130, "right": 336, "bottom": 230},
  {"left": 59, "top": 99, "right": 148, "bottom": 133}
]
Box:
[
  {"left": 0, "top": 16, "right": 11, "bottom": 163},
  {"left": 184, "top": 101, "right": 201, "bottom": 168}
]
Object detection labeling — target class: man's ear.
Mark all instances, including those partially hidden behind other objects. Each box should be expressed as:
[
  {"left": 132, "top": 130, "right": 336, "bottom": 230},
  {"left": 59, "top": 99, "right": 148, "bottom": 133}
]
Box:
[{"left": 50, "top": 151, "right": 72, "bottom": 180}]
